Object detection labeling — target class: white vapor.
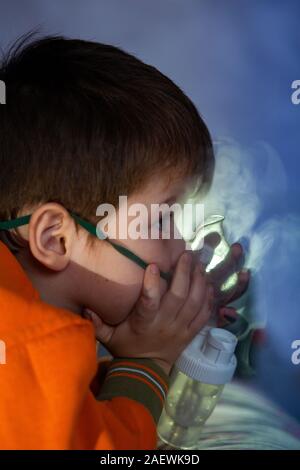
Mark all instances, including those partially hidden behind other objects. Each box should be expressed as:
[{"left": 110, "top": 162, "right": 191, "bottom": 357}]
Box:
[
  {"left": 201, "top": 138, "right": 296, "bottom": 329},
  {"left": 203, "top": 138, "right": 288, "bottom": 271}
]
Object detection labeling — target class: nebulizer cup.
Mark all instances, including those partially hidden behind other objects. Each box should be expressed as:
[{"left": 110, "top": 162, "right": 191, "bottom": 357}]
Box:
[
  {"left": 192, "top": 214, "right": 238, "bottom": 292},
  {"left": 191, "top": 214, "right": 239, "bottom": 327},
  {"left": 157, "top": 215, "right": 239, "bottom": 449}
]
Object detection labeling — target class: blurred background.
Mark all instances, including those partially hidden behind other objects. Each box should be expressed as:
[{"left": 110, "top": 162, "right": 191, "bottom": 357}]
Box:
[{"left": 0, "top": 0, "right": 299, "bottom": 420}]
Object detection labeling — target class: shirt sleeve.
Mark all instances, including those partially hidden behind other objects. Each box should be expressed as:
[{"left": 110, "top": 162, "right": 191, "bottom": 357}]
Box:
[
  {"left": 97, "top": 357, "right": 170, "bottom": 425},
  {"left": 75, "top": 357, "right": 170, "bottom": 450}
]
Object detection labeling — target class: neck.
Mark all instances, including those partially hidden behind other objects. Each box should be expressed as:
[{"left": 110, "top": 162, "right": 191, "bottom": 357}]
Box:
[{"left": 14, "top": 248, "right": 82, "bottom": 316}]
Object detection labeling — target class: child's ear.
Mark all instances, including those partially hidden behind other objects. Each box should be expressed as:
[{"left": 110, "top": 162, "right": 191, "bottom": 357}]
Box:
[{"left": 28, "top": 203, "right": 76, "bottom": 271}]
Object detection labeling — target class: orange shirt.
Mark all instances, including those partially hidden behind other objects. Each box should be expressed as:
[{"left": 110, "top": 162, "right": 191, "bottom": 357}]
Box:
[{"left": 0, "top": 241, "right": 169, "bottom": 449}]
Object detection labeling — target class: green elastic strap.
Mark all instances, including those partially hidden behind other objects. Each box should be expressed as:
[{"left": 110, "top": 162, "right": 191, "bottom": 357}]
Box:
[
  {"left": 0, "top": 212, "right": 172, "bottom": 282},
  {"left": 0, "top": 214, "right": 32, "bottom": 230}
]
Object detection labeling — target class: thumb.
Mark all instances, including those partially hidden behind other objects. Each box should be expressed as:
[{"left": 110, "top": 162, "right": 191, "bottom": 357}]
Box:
[
  {"left": 134, "top": 264, "right": 161, "bottom": 323},
  {"left": 83, "top": 309, "right": 114, "bottom": 345}
]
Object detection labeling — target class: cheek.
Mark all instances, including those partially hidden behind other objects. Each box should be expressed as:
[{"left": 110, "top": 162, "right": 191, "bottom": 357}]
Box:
[
  {"left": 95, "top": 271, "right": 169, "bottom": 325},
  {"left": 85, "top": 245, "right": 170, "bottom": 324},
  {"left": 72, "top": 244, "right": 144, "bottom": 325},
  {"left": 93, "top": 279, "right": 142, "bottom": 325},
  {"left": 80, "top": 238, "right": 178, "bottom": 325},
  {"left": 79, "top": 243, "right": 146, "bottom": 325}
]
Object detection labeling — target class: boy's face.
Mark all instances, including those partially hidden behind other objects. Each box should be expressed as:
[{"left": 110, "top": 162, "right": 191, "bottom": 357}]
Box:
[{"left": 69, "top": 171, "right": 197, "bottom": 326}]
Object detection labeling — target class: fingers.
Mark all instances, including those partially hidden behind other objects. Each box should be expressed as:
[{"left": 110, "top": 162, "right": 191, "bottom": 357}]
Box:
[
  {"left": 187, "top": 282, "right": 214, "bottom": 334},
  {"left": 134, "top": 263, "right": 161, "bottom": 325},
  {"left": 216, "top": 269, "right": 250, "bottom": 305},
  {"left": 176, "top": 263, "right": 207, "bottom": 325},
  {"left": 208, "top": 243, "right": 245, "bottom": 286},
  {"left": 84, "top": 309, "right": 114, "bottom": 344},
  {"left": 217, "top": 306, "right": 238, "bottom": 327},
  {"left": 160, "top": 252, "right": 192, "bottom": 318},
  {"left": 227, "top": 269, "right": 250, "bottom": 303}
]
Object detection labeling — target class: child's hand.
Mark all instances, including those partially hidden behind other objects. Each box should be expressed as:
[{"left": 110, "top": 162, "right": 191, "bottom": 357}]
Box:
[
  {"left": 205, "top": 242, "right": 250, "bottom": 310},
  {"left": 84, "top": 252, "right": 213, "bottom": 375}
]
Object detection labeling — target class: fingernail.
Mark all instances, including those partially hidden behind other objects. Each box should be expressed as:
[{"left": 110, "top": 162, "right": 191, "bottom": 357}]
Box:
[{"left": 150, "top": 264, "right": 159, "bottom": 275}]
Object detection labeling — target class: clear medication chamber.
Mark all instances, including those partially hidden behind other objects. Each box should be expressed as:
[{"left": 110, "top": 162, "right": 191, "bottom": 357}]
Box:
[{"left": 157, "top": 327, "right": 238, "bottom": 449}]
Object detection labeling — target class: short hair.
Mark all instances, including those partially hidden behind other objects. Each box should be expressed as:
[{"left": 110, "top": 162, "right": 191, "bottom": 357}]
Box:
[{"left": 0, "top": 32, "right": 214, "bottom": 249}]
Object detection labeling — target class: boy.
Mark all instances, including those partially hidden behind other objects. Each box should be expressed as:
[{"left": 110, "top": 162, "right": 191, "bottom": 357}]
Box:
[{"left": 0, "top": 34, "right": 248, "bottom": 449}]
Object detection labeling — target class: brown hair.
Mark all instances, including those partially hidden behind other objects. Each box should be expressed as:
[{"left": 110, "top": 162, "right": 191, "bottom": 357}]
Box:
[{"left": 0, "top": 32, "right": 214, "bottom": 249}]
